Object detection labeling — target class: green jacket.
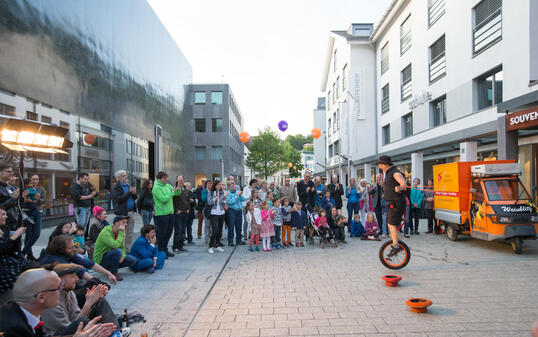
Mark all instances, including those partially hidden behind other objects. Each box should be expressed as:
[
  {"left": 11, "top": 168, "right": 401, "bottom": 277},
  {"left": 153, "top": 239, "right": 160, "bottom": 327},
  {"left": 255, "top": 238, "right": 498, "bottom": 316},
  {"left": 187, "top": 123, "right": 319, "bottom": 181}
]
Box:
[
  {"left": 152, "top": 179, "right": 181, "bottom": 216},
  {"left": 93, "top": 225, "right": 125, "bottom": 265}
]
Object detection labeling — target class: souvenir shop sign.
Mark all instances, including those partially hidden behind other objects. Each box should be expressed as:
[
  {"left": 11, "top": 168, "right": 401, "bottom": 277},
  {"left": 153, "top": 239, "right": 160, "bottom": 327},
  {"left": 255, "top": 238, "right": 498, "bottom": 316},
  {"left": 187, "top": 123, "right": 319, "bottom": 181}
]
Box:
[{"left": 506, "top": 106, "right": 538, "bottom": 131}]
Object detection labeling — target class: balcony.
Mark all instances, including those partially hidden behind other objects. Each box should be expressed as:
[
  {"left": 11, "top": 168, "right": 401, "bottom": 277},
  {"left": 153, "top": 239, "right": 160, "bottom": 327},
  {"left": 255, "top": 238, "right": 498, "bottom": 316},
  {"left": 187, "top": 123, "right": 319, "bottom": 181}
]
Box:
[
  {"left": 428, "top": 0, "right": 445, "bottom": 26},
  {"left": 381, "top": 97, "right": 390, "bottom": 113},
  {"left": 473, "top": 8, "right": 502, "bottom": 55},
  {"left": 429, "top": 51, "right": 446, "bottom": 83},
  {"left": 401, "top": 79, "right": 412, "bottom": 101}
]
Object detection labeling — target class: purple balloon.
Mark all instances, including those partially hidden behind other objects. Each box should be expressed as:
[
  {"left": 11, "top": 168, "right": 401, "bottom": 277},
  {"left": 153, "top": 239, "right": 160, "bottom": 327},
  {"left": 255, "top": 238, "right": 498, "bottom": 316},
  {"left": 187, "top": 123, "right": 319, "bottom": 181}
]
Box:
[{"left": 278, "top": 120, "right": 288, "bottom": 132}]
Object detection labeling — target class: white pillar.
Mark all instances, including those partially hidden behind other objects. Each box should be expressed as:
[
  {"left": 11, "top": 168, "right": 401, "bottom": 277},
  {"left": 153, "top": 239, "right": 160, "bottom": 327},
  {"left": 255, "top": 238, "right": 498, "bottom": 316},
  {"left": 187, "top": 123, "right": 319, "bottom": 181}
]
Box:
[
  {"left": 411, "top": 152, "right": 423, "bottom": 186},
  {"left": 364, "top": 163, "right": 371, "bottom": 184},
  {"left": 460, "top": 142, "right": 478, "bottom": 162}
]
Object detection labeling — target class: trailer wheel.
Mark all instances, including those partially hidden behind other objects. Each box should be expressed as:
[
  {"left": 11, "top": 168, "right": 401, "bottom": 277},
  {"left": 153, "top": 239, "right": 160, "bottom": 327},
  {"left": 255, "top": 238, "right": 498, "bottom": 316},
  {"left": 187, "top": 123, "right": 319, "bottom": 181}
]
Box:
[
  {"left": 511, "top": 237, "right": 523, "bottom": 254},
  {"left": 446, "top": 224, "right": 459, "bottom": 241}
]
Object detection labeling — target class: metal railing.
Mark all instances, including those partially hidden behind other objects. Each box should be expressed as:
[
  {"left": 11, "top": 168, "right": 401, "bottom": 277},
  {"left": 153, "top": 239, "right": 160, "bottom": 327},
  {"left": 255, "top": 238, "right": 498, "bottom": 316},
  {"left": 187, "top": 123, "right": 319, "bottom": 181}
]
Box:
[
  {"left": 428, "top": 0, "right": 445, "bottom": 26},
  {"left": 381, "top": 56, "right": 389, "bottom": 74},
  {"left": 473, "top": 8, "right": 502, "bottom": 55},
  {"left": 381, "top": 97, "right": 390, "bottom": 113},
  {"left": 401, "top": 79, "right": 412, "bottom": 101},
  {"left": 400, "top": 32, "right": 412, "bottom": 55},
  {"left": 429, "top": 51, "right": 446, "bottom": 83}
]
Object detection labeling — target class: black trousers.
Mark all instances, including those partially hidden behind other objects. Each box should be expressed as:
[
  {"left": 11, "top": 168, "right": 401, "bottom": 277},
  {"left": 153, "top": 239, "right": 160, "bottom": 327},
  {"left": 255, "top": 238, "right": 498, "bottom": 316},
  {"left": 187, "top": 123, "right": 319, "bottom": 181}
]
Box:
[
  {"left": 173, "top": 213, "right": 188, "bottom": 250},
  {"left": 155, "top": 214, "right": 174, "bottom": 252},
  {"left": 410, "top": 208, "right": 421, "bottom": 232},
  {"left": 209, "top": 214, "right": 225, "bottom": 248},
  {"left": 333, "top": 227, "right": 345, "bottom": 241},
  {"left": 424, "top": 209, "right": 435, "bottom": 232}
]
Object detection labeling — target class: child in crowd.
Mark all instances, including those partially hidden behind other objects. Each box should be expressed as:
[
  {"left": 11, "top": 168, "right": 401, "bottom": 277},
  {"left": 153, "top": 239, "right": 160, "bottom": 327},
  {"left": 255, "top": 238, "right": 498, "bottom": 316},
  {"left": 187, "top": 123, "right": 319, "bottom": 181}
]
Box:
[
  {"left": 271, "top": 198, "right": 283, "bottom": 249},
  {"left": 245, "top": 201, "right": 261, "bottom": 252},
  {"left": 260, "top": 201, "right": 275, "bottom": 251},
  {"left": 250, "top": 189, "right": 261, "bottom": 209},
  {"left": 291, "top": 201, "right": 307, "bottom": 247},
  {"left": 381, "top": 193, "right": 388, "bottom": 238},
  {"left": 266, "top": 191, "right": 274, "bottom": 209},
  {"left": 332, "top": 208, "right": 347, "bottom": 243},
  {"left": 281, "top": 198, "right": 292, "bottom": 247},
  {"left": 350, "top": 214, "right": 365, "bottom": 238},
  {"left": 321, "top": 190, "right": 335, "bottom": 215},
  {"left": 361, "top": 212, "right": 381, "bottom": 241},
  {"left": 72, "top": 224, "right": 87, "bottom": 254},
  {"left": 315, "top": 209, "right": 336, "bottom": 246}
]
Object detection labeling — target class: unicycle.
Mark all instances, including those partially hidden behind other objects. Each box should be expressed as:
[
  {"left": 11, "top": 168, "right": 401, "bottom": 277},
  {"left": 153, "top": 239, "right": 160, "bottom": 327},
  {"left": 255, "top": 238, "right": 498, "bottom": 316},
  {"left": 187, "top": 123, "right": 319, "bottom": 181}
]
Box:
[{"left": 379, "top": 240, "right": 411, "bottom": 270}]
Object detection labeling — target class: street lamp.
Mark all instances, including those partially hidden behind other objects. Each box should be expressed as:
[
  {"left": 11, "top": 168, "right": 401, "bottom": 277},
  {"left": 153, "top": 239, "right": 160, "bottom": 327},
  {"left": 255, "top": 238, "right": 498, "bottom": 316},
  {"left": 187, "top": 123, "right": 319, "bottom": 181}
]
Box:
[{"left": 0, "top": 118, "right": 73, "bottom": 225}]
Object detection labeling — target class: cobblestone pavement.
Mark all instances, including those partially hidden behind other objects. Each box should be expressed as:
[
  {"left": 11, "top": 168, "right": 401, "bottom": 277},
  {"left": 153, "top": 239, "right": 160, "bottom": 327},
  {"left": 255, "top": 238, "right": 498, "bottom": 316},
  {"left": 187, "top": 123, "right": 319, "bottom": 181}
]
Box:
[{"left": 34, "top": 218, "right": 538, "bottom": 337}]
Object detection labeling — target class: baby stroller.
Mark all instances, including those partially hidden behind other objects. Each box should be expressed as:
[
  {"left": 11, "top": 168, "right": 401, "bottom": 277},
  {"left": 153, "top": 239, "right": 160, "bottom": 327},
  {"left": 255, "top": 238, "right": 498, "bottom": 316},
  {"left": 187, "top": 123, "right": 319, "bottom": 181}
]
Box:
[{"left": 306, "top": 206, "right": 336, "bottom": 248}]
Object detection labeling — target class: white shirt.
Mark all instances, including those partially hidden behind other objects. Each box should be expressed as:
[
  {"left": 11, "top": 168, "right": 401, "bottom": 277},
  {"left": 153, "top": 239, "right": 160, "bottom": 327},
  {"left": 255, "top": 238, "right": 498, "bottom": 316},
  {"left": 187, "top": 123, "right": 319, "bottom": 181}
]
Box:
[
  {"left": 245, "top": 208, "right": 262, "bottom": 232},
  {"left": 20, "top": 305, "right": 41, "bottom": 332},
  {"left": 242, "top": 186, "right": 252, "bottom": 207}
]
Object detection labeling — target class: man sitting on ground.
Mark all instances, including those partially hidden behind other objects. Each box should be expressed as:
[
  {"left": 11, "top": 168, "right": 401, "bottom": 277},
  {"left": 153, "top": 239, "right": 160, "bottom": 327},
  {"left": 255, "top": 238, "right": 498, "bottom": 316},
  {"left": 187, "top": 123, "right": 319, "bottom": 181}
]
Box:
[
  {"left": 129, "top": 224, "right": 166, "bottom": 273},
  {"left": 93, "top": 216, "right": 136, "bottom": 281},
  {"left": 41, "top": 263, "right": 123, "bottom": 337}
]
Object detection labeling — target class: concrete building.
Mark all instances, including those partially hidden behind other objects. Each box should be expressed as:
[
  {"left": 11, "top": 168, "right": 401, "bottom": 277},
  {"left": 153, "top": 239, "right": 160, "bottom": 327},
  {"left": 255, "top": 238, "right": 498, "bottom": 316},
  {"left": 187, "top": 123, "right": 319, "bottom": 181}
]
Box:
[
  {"left": 365, "top": 0, "right": 538, "bottom": 191},
  {"left": 191, "top": 84, "right": 245, "bottom": 187},
  {"left": 320, "top": 23, "right": 377, "bottom": 187},
  {"left": 0, "top": 0, "right": 192, "bottom": 218},
  {"left": 313, "top": 97, "right": 327, "bottom": 176}
]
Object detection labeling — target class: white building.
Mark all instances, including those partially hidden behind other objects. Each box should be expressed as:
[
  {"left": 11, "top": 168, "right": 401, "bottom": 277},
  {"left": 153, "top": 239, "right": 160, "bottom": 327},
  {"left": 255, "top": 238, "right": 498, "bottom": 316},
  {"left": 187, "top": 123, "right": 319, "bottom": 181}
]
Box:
[
  {"left": 313, "top": 97, "right": 327, "bottom": 176},
  {"left": 366, "top": 0, "right": 538, "bottom": 189},
  {"left": 320, "top": 23, "right": 377, "bottom": 186}
]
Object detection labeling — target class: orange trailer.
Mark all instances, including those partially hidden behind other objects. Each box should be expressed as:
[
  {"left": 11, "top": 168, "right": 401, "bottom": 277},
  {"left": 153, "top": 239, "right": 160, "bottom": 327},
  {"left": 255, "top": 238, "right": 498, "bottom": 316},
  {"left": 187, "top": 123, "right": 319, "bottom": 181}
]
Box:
[{"left": 433, "top": 160, "right": 538, "bottom": 254}]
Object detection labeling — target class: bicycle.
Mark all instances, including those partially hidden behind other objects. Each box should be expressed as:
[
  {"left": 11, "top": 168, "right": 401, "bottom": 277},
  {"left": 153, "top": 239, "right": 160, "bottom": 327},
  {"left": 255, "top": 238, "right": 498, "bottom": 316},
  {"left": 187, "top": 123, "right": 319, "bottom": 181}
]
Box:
[{"left": 378, "top": 214, "right": 411, "bottom": 270}]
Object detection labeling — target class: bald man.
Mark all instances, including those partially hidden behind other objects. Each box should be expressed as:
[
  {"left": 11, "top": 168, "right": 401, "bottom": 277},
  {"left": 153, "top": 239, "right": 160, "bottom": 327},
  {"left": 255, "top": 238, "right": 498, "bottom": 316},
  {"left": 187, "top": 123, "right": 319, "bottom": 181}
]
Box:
[{"left": 0, "top": 268, "right": 61, "bottom": 337}]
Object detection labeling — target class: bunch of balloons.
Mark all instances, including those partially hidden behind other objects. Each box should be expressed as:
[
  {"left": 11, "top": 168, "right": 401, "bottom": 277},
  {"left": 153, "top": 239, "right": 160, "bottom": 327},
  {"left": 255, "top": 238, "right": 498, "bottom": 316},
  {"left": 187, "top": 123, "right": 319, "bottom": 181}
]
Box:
[{"left": 238, "top": 121, "right": 322, "bottom": 143}]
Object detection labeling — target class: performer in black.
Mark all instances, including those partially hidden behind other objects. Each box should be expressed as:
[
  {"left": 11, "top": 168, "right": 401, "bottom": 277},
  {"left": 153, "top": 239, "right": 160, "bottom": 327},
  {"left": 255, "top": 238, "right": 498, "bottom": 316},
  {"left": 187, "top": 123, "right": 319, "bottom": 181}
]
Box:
[{"left": 377, "top": 155, "right": 407, "bottom": 257}]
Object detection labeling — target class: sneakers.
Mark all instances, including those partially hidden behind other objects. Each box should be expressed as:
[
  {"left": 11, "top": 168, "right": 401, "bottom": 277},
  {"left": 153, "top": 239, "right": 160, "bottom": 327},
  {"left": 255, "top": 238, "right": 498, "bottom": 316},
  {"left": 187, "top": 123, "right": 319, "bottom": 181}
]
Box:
[
  {"left": 300, "top": 242, "right": 304, "bottom": 247},
  {"left": 228, "top": 242, "right": 236, "bottom": 247},
  {"left": 237, "top": 241, "right": 247, "bottom": 245},
  {"left": 173, "top": 248, "right": 181, "bottom": 253},
  {"left": 382, "top": 234, "right": 387, "bottom": 238},
  {"left": 341, "top": 240, "right": 347, "bottom": 244},
  {"left": 415, "top": 231, "right": 420, "bottom": 235},
  {"left": 112, "top": 327, "right": 132, "bottom": 337},
  {"left": 404, "top": 234, "right": 410, "bottom": 238},
  {"left": 187, "top": 241, "right": 195, "bottom": 245},
  {"left": 146, "top": 267, "right": 156, "bottom": 274},
  {"left": 216, "top": 246, "right": 225, "bottom": 252},
  {"left": 166, "top": 251, "right": 175, "bottom": 258},
  {"left": 282, "top": 243, "right": 287, "bottom": 247},
  {"left": 287, "top": 242, "right": 292, "bottom": 246},
  {"left": 387, "top": 245, "right": 403, "bottom": 257},
  {"left": 112, "top": 271, "right": 123, "bottom": 282},
  {"left": 255, "top": 246, "right": 260, "bottom": 251},
  {"left": 295, "top": 243, "right": 300, "bottom": 247},
  {"left": 208, "top": 247, "right": 215, "bottom": 254},
  {"left": 248, "top": 246, "right": 254, "bottom": 252}
]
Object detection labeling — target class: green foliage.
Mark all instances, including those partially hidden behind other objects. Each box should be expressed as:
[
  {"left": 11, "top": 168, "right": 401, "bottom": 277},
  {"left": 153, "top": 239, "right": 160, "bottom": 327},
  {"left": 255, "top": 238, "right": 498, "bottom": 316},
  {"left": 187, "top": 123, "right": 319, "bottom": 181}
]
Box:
[
  {"left": 285, "top": 134, "right": 314, "bottom": 151},
  {"left": 282, "top": 141, "right": 302, "bottom": 178},
  {"left": 245, "top": 127, "right": 284, "bottom": 179},
  {"left": 302, "top": 145, "right": 314, "bottom": 152}
]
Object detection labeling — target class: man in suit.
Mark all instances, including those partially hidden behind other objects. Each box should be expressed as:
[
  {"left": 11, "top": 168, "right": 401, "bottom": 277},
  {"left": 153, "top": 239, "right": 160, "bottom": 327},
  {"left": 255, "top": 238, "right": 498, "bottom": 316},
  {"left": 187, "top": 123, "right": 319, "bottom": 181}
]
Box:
[{"left": 0, "top": 268, "right": 61, "bottom": 337}]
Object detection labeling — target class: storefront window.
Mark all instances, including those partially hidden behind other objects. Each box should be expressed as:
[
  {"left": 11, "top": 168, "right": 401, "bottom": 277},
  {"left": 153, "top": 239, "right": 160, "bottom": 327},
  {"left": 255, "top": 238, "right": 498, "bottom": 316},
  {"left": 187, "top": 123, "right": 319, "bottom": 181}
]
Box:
[
  {"left": 518, "top": 145, "right": 531, "bottom": 195},
  {"left": 356, "top": 167, "right": 365, "bottom": 182}
]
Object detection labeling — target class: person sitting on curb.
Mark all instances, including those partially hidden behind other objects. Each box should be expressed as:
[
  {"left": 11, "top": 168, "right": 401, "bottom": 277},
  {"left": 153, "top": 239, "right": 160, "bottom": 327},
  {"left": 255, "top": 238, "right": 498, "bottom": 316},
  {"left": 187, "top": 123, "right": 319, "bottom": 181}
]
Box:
[
  {"left": 41, "top": 263, "right": 123, "bottom": 337},
  {"left": 129, "top": 224, "right": 166, "bottom": 273},
  {"left": 87, "top": 206, "right": 110, "bottom": 259},
  {"left": 92, "top": 216, "right": 136, "bottom": 281},
  {"left": 0, "top": 268, "right": 61, "bottom": 337}
]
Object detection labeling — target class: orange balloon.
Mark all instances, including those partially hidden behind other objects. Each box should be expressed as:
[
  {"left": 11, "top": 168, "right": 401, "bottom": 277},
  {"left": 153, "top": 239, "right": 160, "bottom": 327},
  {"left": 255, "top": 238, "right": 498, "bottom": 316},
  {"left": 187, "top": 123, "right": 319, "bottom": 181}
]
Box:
[
  {"left": 84, "top": 133, "right": 96, "bottom": 145},
  {"left": 288, "top": 162, "right": 293, "bottom": 168},
  {"left": 311, "top": 128, "right": 321, "bottom": 139},
  {"left": 293, "top": 166, "right": 297, "bottom": 170},
  {"left": 239, "top": 131, "right": 249, "bottom": 143}
]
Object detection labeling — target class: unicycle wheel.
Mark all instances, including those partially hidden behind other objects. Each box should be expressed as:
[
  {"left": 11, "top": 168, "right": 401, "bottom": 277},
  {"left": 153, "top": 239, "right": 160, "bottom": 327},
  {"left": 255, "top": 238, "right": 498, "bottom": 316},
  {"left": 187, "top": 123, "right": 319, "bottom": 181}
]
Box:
[{"left": 379, "top": 240, "right": 411, "bottom": 270}]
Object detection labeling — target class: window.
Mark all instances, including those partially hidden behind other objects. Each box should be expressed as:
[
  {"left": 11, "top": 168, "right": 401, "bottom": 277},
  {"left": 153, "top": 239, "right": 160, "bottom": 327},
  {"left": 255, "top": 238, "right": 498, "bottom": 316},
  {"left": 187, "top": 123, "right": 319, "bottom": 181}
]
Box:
[
  {"left": 194, "top": 92, "right": 206, "bottom": 104},
  {"left": 336, "top": 109, "right": 340, "bottom": 130},
  {"left": 333, "top": 50, "right": 337, "bottom": 72},
  {"left": 327, "top": 118, "right": 331, "bottom": 135},
  {"left": 401, "top": 64, "right": 412, "bottom": 101},
  {"left": 381, "top": 42, "right": 389, "bottom": 74},
  {"left": 328, "top": 144, "right": 333, "bottom": 158},
  {"left": 333, "top": 140, "right": 340, "bottom": 155},
  {"left": 0, "top": 103, "right": 15, "bottom": 116},
  {"left": 126, "top": 140, "right": 130, "bottom": 154},
  {"left": 55, "top": 149, "right": 70, "bottom": 162},
  {"left": 41, "top": 115, "right": 52, "bottom": 124},
  {"left": 332, "top": 83, "right": 336, "bottom": 103},
  {"left": 473, "top": 0, "right": 502, "bottom": 55},
  {"left": 381, "top": 84, "right": 390, "bottom": 114},
  {"left": 400, "top": 15, "right": 412, "bottom": 55},
  {"left": 428, "top": 0, "right": 445, "bottom": 26},
  {"left": 211, "top": 91, "right": 223, "bottom": 104},
  {"left": 335, "top": 77, "right": 340, "bottom": 98},
  {"left": 429, "top": 35, "right": 446, "bottom": 83},
  {"left": 342, "top": 65, "right": 347, "bottom": 92},
  {"left": 430, "top": 95, "right": 447, "bottom": 127},
  {"left": 352, "top": 24, "right": 372, "bottom": 37},
  {"left": 195, "top": 146, "right": 206, "bottom": 160},
  {"left": 382, "top": 124, "right": 390, "bottom": 145},
  {"left": 327, "top": 91, "right": 331, "bottom": 110},
  {"left": 402, "top": 113, "right": 413, "bottom": 138},
  {"left": 476, "top": 66, "right": 503, "bottom": 110},
  {"left": 59, "top": 121, "right": 69, "bottom": 128},
  {"left": 194, "top": 118, "right": 206, "bottom": 132},
  {"left": 332, "top": 112, "right": 336, "bottom": 133},
  {"left": 212, "top": 146, "right": 223, "bottom": 160},
  {"left": 26, "top": 111, "right": 38, "bottom": 121},
  {"left": 212, "top": 118, "right": 223, "bottom": 132}
]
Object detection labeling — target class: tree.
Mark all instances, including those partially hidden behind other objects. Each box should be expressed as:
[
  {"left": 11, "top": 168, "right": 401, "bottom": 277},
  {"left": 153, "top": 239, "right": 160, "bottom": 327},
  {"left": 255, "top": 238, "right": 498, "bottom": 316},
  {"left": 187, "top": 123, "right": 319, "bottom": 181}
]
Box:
[
  {"left": 285, "top": 134, "right": 314, "bottom": 151},
  {"left": 245, "top": 127, "right": 284, "bottom": 179},
  {"left": 282, "top": 141, "right": 302, "bottom": 178}
]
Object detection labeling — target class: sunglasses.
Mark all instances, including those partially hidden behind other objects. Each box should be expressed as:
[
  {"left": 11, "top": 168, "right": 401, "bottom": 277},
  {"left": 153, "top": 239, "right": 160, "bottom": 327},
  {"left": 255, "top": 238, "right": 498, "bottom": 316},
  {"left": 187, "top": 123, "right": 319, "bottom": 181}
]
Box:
[{"left": 33, "top": 284, "right": 63, "bottom": 297}]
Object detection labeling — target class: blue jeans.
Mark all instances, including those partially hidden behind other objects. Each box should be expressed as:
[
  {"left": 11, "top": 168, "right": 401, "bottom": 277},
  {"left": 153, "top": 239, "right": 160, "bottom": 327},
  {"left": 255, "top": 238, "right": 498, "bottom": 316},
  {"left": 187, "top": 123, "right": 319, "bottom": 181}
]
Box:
[
  {"left": 272, "top": 225, "right": 282, "bottom": 245},
  {"left": 132, "top": 251, "right": 166, "bottom": 272},
  {"left": 382, "top": 214, "right": 388, "bottom": 235},
  {"left": 141, "top": 210, "right": 153, "bottom": 225},
  {"left": 227, "top": 208, "right": 243, "bottom": 244},
  {"left": 154, "top": 214, "right": 174, "bottom": 252},
  {"left": 23, "top": 208, "right": 42, "bottom": 256},
  {"left": 173, "top": 213, "right": 188, "bottom": 250},
  {"left": 75, "top": 207, "right": 91, "bottom": 227},
  {"left": 404, "top": 203, "right": 411, "bottom": 234},
  {"left": 347, "top": 202, "right": 360, "bottom": 221},
  {"left": 99, "top": 248, "right": 136, "bottom": 273}
]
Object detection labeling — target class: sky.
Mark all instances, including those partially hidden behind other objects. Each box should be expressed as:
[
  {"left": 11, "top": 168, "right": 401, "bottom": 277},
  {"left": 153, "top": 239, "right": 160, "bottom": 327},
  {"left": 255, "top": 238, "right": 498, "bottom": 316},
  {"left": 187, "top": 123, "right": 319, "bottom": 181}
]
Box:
[{"left": 148, "top": 0, "right": 391, "bottom": 136}]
